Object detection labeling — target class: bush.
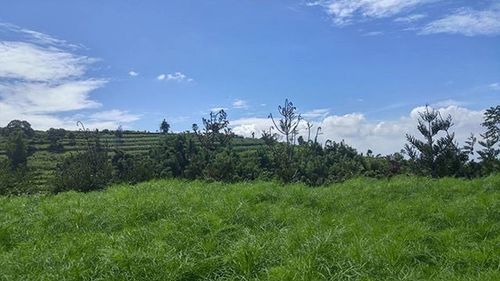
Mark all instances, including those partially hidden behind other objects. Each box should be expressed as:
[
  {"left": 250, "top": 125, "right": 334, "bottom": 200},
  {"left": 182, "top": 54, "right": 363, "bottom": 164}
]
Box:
[
  {"left": 111, "top": 150, "right": 154, "bottom": 184},
  {"left": 53, "top": 130, "right": 112, "bottom": 193}
]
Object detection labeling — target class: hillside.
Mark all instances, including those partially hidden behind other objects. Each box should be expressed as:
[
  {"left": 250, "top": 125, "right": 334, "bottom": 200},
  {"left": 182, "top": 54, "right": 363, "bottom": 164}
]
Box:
[
  {"left": 0, "top": 131, "right": 265, "bottom": 191},
  {"left": 1, "top": 176, "right": 499, "bottom": 280}
]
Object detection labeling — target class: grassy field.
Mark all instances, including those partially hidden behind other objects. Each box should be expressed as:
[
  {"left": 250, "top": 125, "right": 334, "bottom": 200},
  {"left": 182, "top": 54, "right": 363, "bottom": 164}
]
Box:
[{"left": 0, "top": 176, "right": 499, "bottom": 280}]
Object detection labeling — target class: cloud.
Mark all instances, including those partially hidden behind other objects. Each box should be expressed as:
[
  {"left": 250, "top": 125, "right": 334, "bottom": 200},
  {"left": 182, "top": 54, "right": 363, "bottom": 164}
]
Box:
[
  {"left": 232, "top": 99, "right": 248, "bottom": 109},
  {"left": 210, "top": 107, "right": 228, "bottom": 112},
  {"left": 421, "top": 8, "right": 500, "bottom": 36},
  {"left": 302, "top": 108, "right": 330, "bottom": 119},
  {"left": 394, "top": 14, "right": 427, "bottom": 23},
  {"left": 231, "top": 105, "right": 485, "bottom": 155},
  {"left": 488, "top": 82, "right": 500, "bottom": 90},
  {"left": 431, "top": 99, "right": 467, "bottom": 107},
  {"left": 308, "top": 0, "right": 434, "bottom": 25},
  {"left": 89, "top": 109, "right": 140, "bottom": 123},
  {"left": 308, "top": 1, "right": 500, "bottom": 37},
  {"left": 0, "top": 22, "right": 139, "bottom": 129},
  {"left": 0, "top": 22, "right": 82, "bottom": 49},
  {"left": 0, "top": 41, "right": 94, "bottom": 81},
  {"left": 231, "top": 117, "right": 273, "bottom": 137},
  {"left": 128, "top": 70, "right": 139, "bottom": 76},
  {"left": 157, "top": 72, "right": 193, "bottom": 82},
  {"left": 363, "top": 31, "right": 383, "bottom": 36}
]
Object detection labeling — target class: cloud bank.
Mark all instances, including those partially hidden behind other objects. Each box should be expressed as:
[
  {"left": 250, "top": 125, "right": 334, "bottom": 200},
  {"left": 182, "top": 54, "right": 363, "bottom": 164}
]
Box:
[{"left": 231, "top": 105, "right": 485, "bottom": 155}]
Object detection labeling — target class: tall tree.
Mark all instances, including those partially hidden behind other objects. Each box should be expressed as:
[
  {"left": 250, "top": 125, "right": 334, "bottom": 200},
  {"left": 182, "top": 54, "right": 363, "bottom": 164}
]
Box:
[
  {"left": 5, "top": 132, "right": 28, "bottom": 170},
  {"left": 269, "top": 99, "right": 302, "bottom": 146},
  {"left": 478, "top": 105, "right": 500, "bottom": 173},
  {"left": 160, "top": 119, "right": 170, "bottom": 134},
  {"left": 404, "top": 106, "right": 463, "bottom": 177}
]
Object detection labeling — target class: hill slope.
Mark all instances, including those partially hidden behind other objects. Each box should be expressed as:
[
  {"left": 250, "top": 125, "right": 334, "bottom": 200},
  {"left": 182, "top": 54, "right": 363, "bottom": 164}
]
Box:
[
  {"left": 0, "top": 131, "right": 265, "bottom": 191},
  {"left": 0, "top": 176, "right": 499, "bottom": 280}
]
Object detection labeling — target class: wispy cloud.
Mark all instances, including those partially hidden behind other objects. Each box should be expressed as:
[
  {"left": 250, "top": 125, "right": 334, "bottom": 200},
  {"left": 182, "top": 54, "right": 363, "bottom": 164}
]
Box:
[
  {"left": 489, "top": 82, "right": 500, "bottom": 91},
  {"left": 302, "top": 108, "right": 330, "bottom": 119},
  {"left": 394, "top": 14, "right": 427, "bottom": 23},
  {"left": 210, "top": 107, "right": 228, "bottom": 112},
  {"left": 431, "top": 99, "right": 467, "bottom": 108},
  {"left": 308, "top": 0, "right": 434, "bottom": 26},
  {"left": 420, "top": 8, "right": 500, "bottom": 36},
  {"left": 0, "top": 22, "right": 139, "bottom": 129},
  {"left": 128, "top": 70, "right": 139, "bottom": 76},
  {"left": 157, "top": 72, "right": 193, "bottom": 82},
  {"left": 232, "top": 99, "right": 248, "bottom": 109},
  {"left": 307, "top": 1, "right": 500, "bottom": 37},
  {"left": 363, "top": 31, "right": 383, "bottom": 36}
]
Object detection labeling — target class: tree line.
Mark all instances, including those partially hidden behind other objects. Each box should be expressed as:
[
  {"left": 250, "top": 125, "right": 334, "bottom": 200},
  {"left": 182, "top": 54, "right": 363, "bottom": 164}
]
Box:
[{"left": 0, "top": 100, "right": 499, "bottom": 195}]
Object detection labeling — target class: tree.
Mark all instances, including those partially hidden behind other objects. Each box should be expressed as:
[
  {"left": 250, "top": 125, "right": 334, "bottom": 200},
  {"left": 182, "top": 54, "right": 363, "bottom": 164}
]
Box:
[
  {"left": 67, "top": 132, "right": 77, "bottom": 146},
  {"left": 160, "top": 119, "right": 170, "bottom": 134},
  {"left": 193, "top": 110, "right": 232, "bottom": 153},
  {"left": 53, "top": 122, "right": 111, "bottom": 192},
  {"left": 114, "top": 125, "right": 124, "bottom": 148},
  {"left": 47, "top": 128, "right": 66, "bottom": 153},
  {"left": 269, "top": 99, "right": 302, "bottom": 146},
  {"left": 2, "top": 120, "right": 34, "bottom": 138},
  {"left": 404, "top": 106, "right": 464, "bottom": 177},
  {"left": 5, "top": 132, "right": 28, "bottom": 170},
  {"left": 478, "top": 105, "right": 500, "bottom": 173},
  {"left": 268, "top": 99, "right": 302, "bottom": 182}
]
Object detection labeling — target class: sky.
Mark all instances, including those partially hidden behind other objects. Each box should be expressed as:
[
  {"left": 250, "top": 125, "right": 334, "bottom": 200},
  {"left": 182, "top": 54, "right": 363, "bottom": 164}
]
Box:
[{"left": 0, "top": 0, "right": 499, "bottom": 154}]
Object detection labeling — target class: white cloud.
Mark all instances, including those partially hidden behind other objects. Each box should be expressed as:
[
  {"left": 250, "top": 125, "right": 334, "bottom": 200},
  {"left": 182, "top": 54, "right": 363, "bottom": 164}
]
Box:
[
  {"left": 231, "top": 117, "right": 273, "bottom": 137},
  {"left": 231, "top": 105, "right": 485, "bottom": 155},
  {"left": 308, "top": 1, "right": 500, "bottom": 37},
  {"left": 363, "top": 31, "right": 383, "bottom": 36},
  {"left": 431, "top": 99, "right": 467, "bottom": 107},
  {"left": 420, "top": 8, "right": 500, "bottom": 36},
  {"left": 309, "top": 0, "right": 434, "bottom": 25},
  {"left": 0, "top": 23, "right": 139, "bottom": 130},
  {"left": 489, "top": 82, "right": 500, "bottom": 90},
  {"left": 232, "top": 99, "right": 248, "bottom": 109},
  {"left": 302, "top": 108, "right": 330, "bottom": 119},
  {"left": 0, "top": 22, "right": 82, "bottom": 49},
  {"left": 210, "top": 107, "right": 228, "bottom": 112},
  {"left": 128, "top": 70, "right": 139, "bottom": 76},
  {"left": 89, "top": 109, "right": 140, "bottom": 123},
  {"left": 394, "top": 13, "right": 427, "bottom": 23},
  {"left": 157, "top": 72, "right": 193, "bottom": 82},
  {"left": 0, "top": 41, "right": 93, "bottom": 81}
]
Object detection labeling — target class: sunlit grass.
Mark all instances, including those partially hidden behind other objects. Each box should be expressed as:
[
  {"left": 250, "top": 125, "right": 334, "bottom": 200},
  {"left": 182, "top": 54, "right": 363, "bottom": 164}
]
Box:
[{"left": 1, "top": 176, "right": 499, "bottom": 280}]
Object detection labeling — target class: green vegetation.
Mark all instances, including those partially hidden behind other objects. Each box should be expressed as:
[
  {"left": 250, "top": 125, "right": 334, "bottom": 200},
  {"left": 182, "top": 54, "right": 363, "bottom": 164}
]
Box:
[
  {"left": 0, "top": 102, "right": 498, "bottom": 195},
  {"left": 0, "top": 176, "right": 498, "bottom": 280}
]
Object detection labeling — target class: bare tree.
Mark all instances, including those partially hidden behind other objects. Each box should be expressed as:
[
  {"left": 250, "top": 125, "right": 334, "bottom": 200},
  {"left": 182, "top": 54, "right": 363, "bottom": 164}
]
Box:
[{"left": 269, "top": 99, "right": 302, "bottom": 146}]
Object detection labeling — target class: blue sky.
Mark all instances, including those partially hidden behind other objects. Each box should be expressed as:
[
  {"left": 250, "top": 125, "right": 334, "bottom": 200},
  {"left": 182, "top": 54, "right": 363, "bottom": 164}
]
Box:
[{"left": 1, "top": 0, "right": 499, "bottom": 153}]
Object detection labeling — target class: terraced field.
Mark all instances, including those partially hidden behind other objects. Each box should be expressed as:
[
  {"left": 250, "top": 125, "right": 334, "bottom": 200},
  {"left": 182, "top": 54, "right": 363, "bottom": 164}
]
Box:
[{"left": 0, "top": 131, "right": 265, "bottom": 191}]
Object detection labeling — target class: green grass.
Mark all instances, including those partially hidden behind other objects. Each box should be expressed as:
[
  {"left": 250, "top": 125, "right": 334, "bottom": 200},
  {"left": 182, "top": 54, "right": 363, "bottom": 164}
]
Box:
[{"left": 0, "top": 176, "right": 499, "bottom": 280}]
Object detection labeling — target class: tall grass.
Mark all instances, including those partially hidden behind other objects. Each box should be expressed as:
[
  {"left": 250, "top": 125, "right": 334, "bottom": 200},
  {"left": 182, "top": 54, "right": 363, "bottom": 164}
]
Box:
[{"left": 0, "top": 176, "right": 499, "bottom": 280}]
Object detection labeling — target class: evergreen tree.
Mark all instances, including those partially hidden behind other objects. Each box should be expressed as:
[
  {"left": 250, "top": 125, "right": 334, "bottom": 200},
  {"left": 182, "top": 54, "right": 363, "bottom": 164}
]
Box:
[
  {"left": 478, "top": 105, "right": 500, "bottom": 173},
  {"left": 160, "top": 119, "right": 170, "bottom": 134},
  {"left": 404, "top": 106, "right": 464, "bottom": 177}
]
